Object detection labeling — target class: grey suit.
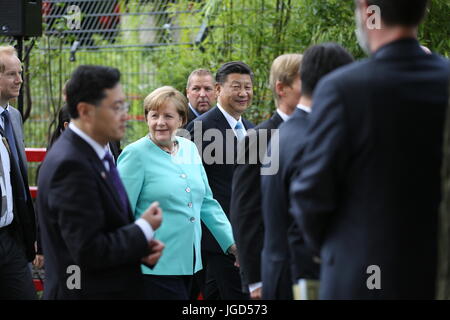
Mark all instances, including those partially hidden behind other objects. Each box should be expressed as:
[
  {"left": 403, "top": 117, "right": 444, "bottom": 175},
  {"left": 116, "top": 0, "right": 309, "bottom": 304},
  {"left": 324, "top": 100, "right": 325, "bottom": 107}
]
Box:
[
  {"left": 8, "top": 106, "right": 28, "bottom": 173},
  {"left": 5, "top": 106, "right": 36, "bottom": 260},
  {"left": 0, "top": 105, "right": 37, "bottom": 299}
]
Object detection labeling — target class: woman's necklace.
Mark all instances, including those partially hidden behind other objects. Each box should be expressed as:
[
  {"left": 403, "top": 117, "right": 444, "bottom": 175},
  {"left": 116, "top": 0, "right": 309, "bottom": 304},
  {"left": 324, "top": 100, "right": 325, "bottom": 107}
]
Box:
[{"left": 148, "top": 134, "right": 178, "bottom": 155}]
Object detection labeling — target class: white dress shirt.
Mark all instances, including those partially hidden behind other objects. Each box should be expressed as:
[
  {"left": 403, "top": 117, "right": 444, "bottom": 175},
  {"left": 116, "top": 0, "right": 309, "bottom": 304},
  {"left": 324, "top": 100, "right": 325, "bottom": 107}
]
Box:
[
  {"left": 276, "top": 108, "right": 291, "bottom": 122},
  {"left": 217, "top": 103, "right": 247, "bottom": 137},
  {"left": 297, "top": 104, "right": 312, "bottom": 114},
  {"left": 189, "top": 103, "right": 201, "bottom": 118},
  {"left": 0, "top": 137, "right": 13, "bottom": 228}
]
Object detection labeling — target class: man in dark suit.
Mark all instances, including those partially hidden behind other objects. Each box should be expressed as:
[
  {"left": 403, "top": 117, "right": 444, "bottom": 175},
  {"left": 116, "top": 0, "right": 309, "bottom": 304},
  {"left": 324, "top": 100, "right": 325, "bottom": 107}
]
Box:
[
  {"left": 290, "top": 0, "right": 450, "bottom": 299},
  {"left": 229, "top": 54, "right": 302, "bottom": 299},
  {"left": 0, "top": 45, "right": 37, "bottom": 299},
  {"left": 37, "top": 65, "right": 165, "bottom": 299},
  {"left": 261, "top": 44, "right": 354, "bottom": 300},
  {"left": 183, "top": 69, "right": 217, "bottom": 299},
  {"left": 184, "top": 69, "right": 216, "bottom": 128},
  {"left": 186, "top": 61, "right": 254, "bottom": 300}
]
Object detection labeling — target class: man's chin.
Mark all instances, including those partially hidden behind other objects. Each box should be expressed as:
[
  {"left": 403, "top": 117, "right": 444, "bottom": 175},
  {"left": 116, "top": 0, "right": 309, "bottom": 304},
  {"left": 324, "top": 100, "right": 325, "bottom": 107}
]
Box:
[
  {"left": 112, "top": 130, "right": 125, "bottom": 142},
  {"left": 198, "top": 109, "right": 210, "bottom": 114},
  {"left": 235, "top": 103, "right": 250, "bottom": 111}
]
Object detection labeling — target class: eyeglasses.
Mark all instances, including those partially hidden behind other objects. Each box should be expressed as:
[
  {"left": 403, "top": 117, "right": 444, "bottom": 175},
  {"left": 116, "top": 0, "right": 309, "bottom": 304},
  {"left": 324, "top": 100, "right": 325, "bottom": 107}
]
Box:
[{"left": 110, "top": 102, "right": 130, "bottom": 115}]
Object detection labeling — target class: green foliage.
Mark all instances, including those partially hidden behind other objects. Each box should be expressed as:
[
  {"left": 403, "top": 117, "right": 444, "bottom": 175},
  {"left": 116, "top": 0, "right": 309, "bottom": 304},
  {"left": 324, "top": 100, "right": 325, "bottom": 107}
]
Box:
[
  {"left": 147, "top": 0, "right": 450, "bottom": 124},
  {"left": 6, "top": 0, "right": 449, "bottom": 151},
  {"left": 419, "top": 0, "right": 450, "bottom": 57}
]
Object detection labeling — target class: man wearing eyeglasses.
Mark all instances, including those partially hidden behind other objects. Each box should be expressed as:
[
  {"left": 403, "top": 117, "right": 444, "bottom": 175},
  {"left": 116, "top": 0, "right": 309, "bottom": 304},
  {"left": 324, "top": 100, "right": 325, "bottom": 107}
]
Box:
[{"left": 36, "top": 65, "right": 165, "bottom": 299}]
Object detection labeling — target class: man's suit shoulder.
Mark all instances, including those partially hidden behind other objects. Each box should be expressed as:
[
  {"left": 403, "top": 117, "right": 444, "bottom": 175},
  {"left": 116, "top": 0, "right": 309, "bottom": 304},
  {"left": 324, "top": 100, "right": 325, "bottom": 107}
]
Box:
[
  {"left": 244, "top": 113, "right": 281, "bottom": 143},
  {"left": 43, "top": 133, "right": 84, "bottom": 168},
  {"left": 8, "top": 105, "right": 21, "bottom": 117},
  {"left": 186, "top": 107, "right": 218, "bottom": 131},
  {"left": 187, "top": 107, "right": 254, "bottom": 131},
  {"left": 254, "top": 115, "right": 278, "bottom": 131},
  {"left": 279, "top": 112, "right": 309, "bottom": 139},
  {"left": 315, "top": 58, "right": 371, "bottom": 93},
  {"left": 317, "top": 52, "right": 449, "bottom": 94}
]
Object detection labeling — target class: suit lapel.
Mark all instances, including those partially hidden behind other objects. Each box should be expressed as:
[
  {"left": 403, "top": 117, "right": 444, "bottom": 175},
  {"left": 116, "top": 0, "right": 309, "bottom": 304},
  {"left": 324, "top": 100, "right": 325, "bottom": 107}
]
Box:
[
  {"left": 188, "top": 108, "right": 197, "bottom": 123},
  {"left": 108, "top": 141, "right": 121, "bottom": 162},
  {"left": 8, "top": 107, "right": 28, "bottom": 173},
  {"left": 89, "top": 156, "right": 133, "bottom": 222},
  {"left": 270, "top": 112, "right": 284, "bottom": 129},
  {"left": 296, "top": 108, "right": 310, "bottom": 119},
  {"left": 66, "top": 129, "right": 132, "bottom": 222},
  {"left": 242, "top": 118, "right": 254, "bottom": 130},
  {"left": 0, "top": 116, "right": 31, "bottom": 202},
  {"left": 212, "top": 106, "right": 232, "bottom": 131},
  {"left": 213, "top": 107, "right": 252, "bottom": 163}
]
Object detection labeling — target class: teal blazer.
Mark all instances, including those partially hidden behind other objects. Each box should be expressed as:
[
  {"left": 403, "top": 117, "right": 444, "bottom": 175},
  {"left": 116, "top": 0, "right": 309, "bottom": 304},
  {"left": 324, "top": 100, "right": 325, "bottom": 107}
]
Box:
[{"left": 117, "top": 136, "right": 234, "bottom": 275}]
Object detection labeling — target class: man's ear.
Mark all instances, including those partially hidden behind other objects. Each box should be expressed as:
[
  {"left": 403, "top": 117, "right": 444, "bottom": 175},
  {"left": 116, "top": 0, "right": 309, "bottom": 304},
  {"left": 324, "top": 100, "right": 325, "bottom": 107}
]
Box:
[
  {"left": 215, "top": 83, "right": 222, "bottom": 98},
  {"left": 77, "top": 102, "right": 93, "bottom": 121},
  {"left": 275, "top": 80, "right": 285, "bottom": 98},
  {"left": 358, "top": 0, "right": 370, "bottom": 19}
]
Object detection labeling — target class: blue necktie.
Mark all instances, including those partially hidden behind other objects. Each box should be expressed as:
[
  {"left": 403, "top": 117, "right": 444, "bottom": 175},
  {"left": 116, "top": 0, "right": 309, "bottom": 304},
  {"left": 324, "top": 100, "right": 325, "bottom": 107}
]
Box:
[
  {"left": 234, "top": 121, "right": 245, "bottom": 141},
  {"left": 103, "top": 152, "right": 129, "bottom": 213},
  {"left": 1, "top": 110, "right": 20, "bottom": 166}
]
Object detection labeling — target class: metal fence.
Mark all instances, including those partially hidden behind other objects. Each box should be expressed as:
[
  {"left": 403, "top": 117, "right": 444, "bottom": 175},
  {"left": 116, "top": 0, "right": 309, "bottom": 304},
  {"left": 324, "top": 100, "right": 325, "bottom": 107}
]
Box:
[
  {"left": 0, "top": 0, "right": 208, "bottom": 188},
  {"left": 1, "top": 0, "right": 206, "bottom": 149}
]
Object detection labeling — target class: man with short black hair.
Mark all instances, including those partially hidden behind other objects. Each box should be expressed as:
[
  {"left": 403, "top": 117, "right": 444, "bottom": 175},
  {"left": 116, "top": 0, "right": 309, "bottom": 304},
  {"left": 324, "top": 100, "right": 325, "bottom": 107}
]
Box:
[
  {"left": 186, "top": 61, "right": 254, "bottom": 300},
  {"left": 290, "top": 0, "right": 450, "bottom": 299},
  {"left": 37, "top": 65, "right": 165, "bottom": 299}
]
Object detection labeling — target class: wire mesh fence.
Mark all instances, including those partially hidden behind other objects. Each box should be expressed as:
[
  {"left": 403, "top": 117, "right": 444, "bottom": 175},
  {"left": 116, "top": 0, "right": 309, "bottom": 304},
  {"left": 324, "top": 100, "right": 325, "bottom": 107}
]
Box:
[
  {"left": 0, "top": 0, "right": 207, "bottom": 189},
  {"left": 1, "top": 0, "right": 205, "bottom": 149},
  {"left": 42, "top": 0, "right": 204, "bottom": 50},
  {"left": 24, "top": 47, "right": 160, "bottom": 148}
]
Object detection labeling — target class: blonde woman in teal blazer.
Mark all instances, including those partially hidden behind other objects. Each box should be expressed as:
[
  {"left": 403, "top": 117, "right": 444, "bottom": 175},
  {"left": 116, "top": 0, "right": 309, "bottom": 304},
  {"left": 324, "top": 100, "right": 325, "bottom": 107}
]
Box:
[{"left": 117, "top": 86, "right": 236, "bottom": 300}]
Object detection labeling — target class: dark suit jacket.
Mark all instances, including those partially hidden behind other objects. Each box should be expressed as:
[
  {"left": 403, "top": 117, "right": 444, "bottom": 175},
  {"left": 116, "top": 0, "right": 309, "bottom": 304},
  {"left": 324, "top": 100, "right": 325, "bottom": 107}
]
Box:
[
  {"left": 6, "top": 106, "right": 36, "bottom": 262},
  {"left": 229, "top": 111, "right": 283, "bottom": 286},
  {"left": 290, "top": 38, "right": 450, "bottom": 299},
  {"left": 184, "top": 107, "right": 198, "bottom": 129},
  {"left": 37, "top": 128, "right": 150, "bottom": 299},
  {"left": 109, "top": 140, "right": 121, "bottom": 161},
  {"left": 186, "top": 106, "right": 254, "bottom": 253},
  {"left": 261, "top": 108, "right": 320, "bottom": 299}
]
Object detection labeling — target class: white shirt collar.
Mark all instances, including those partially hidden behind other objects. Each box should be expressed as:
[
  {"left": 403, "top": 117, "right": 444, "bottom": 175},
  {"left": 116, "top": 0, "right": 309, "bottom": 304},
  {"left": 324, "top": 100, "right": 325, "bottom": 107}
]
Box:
[
  {"left": 0, "top": 103, "right": 10, "bottom": 113},
  {"left": 217, "top": 103, "right": 242, "bottom": 129},
  {"left": 297, "top": 104, "right": 311, "bottom": 114},
  {"left": 188, "top": 103, "right": 200, "bottom": 117},
  {"left": 276, "top": 108, "right": 290, "bottom": 122},
  {"left": 69, "top": 122, "right": 109, "bottom": 161}
]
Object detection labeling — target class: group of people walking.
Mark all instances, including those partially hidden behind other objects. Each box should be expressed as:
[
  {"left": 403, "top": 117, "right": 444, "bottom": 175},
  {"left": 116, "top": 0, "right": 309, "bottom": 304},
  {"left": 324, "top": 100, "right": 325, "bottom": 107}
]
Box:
[{"left": 0, "top": 0, "right": 449, "bottom": 300}]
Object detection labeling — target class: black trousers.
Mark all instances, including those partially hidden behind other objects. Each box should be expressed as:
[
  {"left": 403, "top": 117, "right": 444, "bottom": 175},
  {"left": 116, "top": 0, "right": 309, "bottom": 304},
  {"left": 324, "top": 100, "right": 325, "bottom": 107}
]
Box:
[
  {"left": 143, "top": 274, "right": 193, "bottom": 300},
  {"left": 190, "top": 269, "right": 205, "bottom": 300},
  {"left": 203, "top": 251, "right": 249, "bottom": 300},
  {"left": 0, "top": 225, "right": 37, "bottom": 300}
]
